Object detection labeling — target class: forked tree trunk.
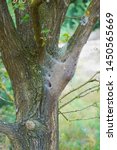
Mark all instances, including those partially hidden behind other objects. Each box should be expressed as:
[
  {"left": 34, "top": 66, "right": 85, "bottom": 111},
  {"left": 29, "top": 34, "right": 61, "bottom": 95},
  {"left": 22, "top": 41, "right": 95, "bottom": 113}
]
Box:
[
  {"left": 1, "top": 51, "right": 61, "bottom": 150},
  {"left": 1, "top": 58, "right": 60, "bottom": 150},
  {"left": 0, "top": 0, "right": 100, "bottom": 149}
]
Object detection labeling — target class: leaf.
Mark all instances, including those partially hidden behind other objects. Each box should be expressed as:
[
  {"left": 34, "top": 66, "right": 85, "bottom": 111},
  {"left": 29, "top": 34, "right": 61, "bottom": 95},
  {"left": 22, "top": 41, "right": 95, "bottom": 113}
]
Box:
[
  {"left": 13, "top": 2, "right": 25, "bottom": 11},
  {"left": 41, "top": 29, "right": 50, "bottom": 36},
  {"left": 21, "top": 14, "right": 30, "bottom": 23},
  {"left": 61, "top": 33, "right": 71, "bottom": 43}
]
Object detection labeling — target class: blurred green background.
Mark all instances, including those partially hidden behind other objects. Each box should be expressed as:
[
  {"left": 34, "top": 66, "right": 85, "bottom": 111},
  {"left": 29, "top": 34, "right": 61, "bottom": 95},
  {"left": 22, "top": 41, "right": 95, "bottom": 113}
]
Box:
[{"left": 0, "top": 0, "right": 100, "bottom": 149}]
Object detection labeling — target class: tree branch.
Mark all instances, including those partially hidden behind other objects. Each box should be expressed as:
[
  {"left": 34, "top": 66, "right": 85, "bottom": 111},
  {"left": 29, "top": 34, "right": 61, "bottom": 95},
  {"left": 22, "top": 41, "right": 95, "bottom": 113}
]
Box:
[
  {"left": 14, "top": 1, "right": 37, "bottom": 50},
  {"left": 59, "top": 0, "right": 100, "bottom": 59},
  {"left": 0, "top": 1, "right": 15, "bottom": 49},
  {"left": 14, "top": 0, "right": 67, "bottom": 60},
  {"left": 0, "top": 0, "right": 27, "bottom": 78},
  {"left": 30, "top": 0, "right": 43, "bottom": 46},
  {"left": 59, "top": 71, "right": 100, "bottom": 101},
  {"left": 59, "top": 111, "right": 69, "bottom": 121},
  {"left": 68, "top": 0, "right": 99, "bottom": 51},
  {"left": 30, "top": 0, "right": 45, "bottom": 62},
  {"left": 48, "top": 0, "right": 100, "bottom": 96},
  {"left": 43, "top": 0, "right": 70, "bottom": 57},
  {"left": 0, "top": 121, "right": 29, "bottom": 150},
  {"left": 69, "top": 116, "right": 100, "bottom": 122},
  {"left": 0, "top": 0, "right": 15, "bottom": 33},
  {"left": 0, "top": 121, "right": 20, "bottom": 147},
  {"left": 52, "top": 0, "right": 70, "bottom": 43},
  {"left": 59, "top": 85, "right": 99, "bottom": 109},
  {"left": 61, "top": 102, "right": 99, "bottom": 114},
  {"left": 0, "top": 121, "right": 14, "bottom": 136},
  {"left": 0, "top": 0, "right": 25, "bottom": 55}
]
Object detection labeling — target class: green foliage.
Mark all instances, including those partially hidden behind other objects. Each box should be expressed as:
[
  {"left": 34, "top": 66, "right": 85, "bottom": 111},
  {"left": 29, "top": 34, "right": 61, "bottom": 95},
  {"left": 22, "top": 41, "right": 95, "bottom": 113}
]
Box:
[
  {"left": 60, "top": 0, "right": 91, "bottom": 43},
  {"left": 13, "top": 2, "right": 25, "bottom": 11},
  {"left": 60, "top": 0, "right": 99, "bottom": 43},
  {"left": 59, "top": 94, "right": 100, "bottom": 150},
  {"left": 64, "top": 0, "right": 90, "bottom": 28},
  {"left": 41, "top": 28, "right": 50, "bottom": 36},
  {"left": 0, "top": 60, "right": 14, "bottom": 107},
  {"left": 21, "top": 13, "right": 30, "bottom": 23},
  {"left": 60, "top": 33, "right": 71, "bottom": 43},
  {"left": 7, "top": 0, "right": 16, "bottom": 26},
  {"left": 0, "top": 59, "right": 15, "bottom": 121},
  {"left": 7, "top": 1, "right": 29, "bottom": 26}
]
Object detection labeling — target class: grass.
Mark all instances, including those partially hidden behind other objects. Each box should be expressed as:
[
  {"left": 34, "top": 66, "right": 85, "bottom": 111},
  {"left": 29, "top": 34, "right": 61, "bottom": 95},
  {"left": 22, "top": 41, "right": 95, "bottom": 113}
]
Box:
[{"left": 59, "top": 83, "right": 100, "bottom": 150}]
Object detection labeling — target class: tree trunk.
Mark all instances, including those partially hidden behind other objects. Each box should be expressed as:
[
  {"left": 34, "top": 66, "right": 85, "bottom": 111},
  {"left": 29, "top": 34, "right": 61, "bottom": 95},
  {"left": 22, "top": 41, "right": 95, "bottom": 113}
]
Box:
[
  {"left": 5, "top": 58, "right": 60, "bottom": 150},
  {"left": 5, "top": 69, "right": 60, "bottom": 150},
  {"left": 13, "top": 97, "right": 59, "bottom": 150}
]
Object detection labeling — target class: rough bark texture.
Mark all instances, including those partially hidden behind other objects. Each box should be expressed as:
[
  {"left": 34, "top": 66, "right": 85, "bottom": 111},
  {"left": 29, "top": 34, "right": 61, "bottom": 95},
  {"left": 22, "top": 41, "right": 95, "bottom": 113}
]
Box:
[{"left": 0, "top": 0, "right": 100, "bottom": 149}]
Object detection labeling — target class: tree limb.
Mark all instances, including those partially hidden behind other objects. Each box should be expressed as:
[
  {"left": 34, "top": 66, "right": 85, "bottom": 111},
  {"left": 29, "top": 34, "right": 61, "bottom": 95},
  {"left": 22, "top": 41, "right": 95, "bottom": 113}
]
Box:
[
  {"left": 0, "top": 121, "right": 29, "bottom": 150},
  {"left": 0, "top": 121, "right": 14, "bottom": 136},
  {"left": 59, "top": 85, "right": 99, "bottom": 109},
  {"left": 48, "top": 9, "right": 67, "bottom": 56},
  {"left": 49, "top": 0, "right": 100, "bottom": 96},
  {"left": 0, "top": 121, "right": 19, "bottom": 146},
  {"left": 0, "top": 0, "right": 27, "bottom": 79},
  {"left": 0, "top": 0, "right": 15, "bottom": 34},
  {"left": 69, "top": 116, "right": 100, "bottom": 122},
  {"left": 14, "top": 1, "right": 37, "bottom": 50},
  {"left": 59, "top": 0, "right": 100, "bottom": 59},
  {"left": 59, "top": 111, "right": 69, "bottom": 121},
  {"left": 59, "top": 71, "right": 100, "bottom": 101},
  {"left": 30, "top": 0, "right": 45, "bottom": 62},
  {"left": 0, "top": 1, "right": 15, "bottom": 50},
  {"left": 30, "top": 0, "right": 43, "bottom": 46},
  {"left": 68, "top": 0, "right": 100, "bottom": 52},
  {"left": 61, "top": 102, "right": 99, "bottom": 114},
  {"left": 0, "top": 0, "right": 25, "bottom": 55}
]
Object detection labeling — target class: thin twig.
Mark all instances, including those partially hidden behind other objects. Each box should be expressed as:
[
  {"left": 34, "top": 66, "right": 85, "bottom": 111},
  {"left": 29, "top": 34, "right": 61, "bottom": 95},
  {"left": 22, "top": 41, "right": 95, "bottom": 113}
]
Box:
[
  {"left": 79, "top": 87, "right": 99, "bottom": 98},
  {"left": 0, "top": 84, "right": 14, "bottom": 101},
  {"left": 61, "top": 102, "right": 99, "bottom": 114},
  {"left": 69, "top": 116, "right": 100, "bottom": 122},
  {"left": 59, "top": 111, "right": 69, "bottom": 121},
  {"left": 59, "top": 85, "right": 99, "bottom": 109},
  {"left": 0, "top": 96, "right": 13, "bottom": 104},
  {"left": 65, "top": 16, "right": 82, "bottom": 20},
  {"left": 78, "top": 85, "right": 99, "bottom": 97},
  {"left": 59, "top": 71, "right": 100, "bottom": 101}
]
